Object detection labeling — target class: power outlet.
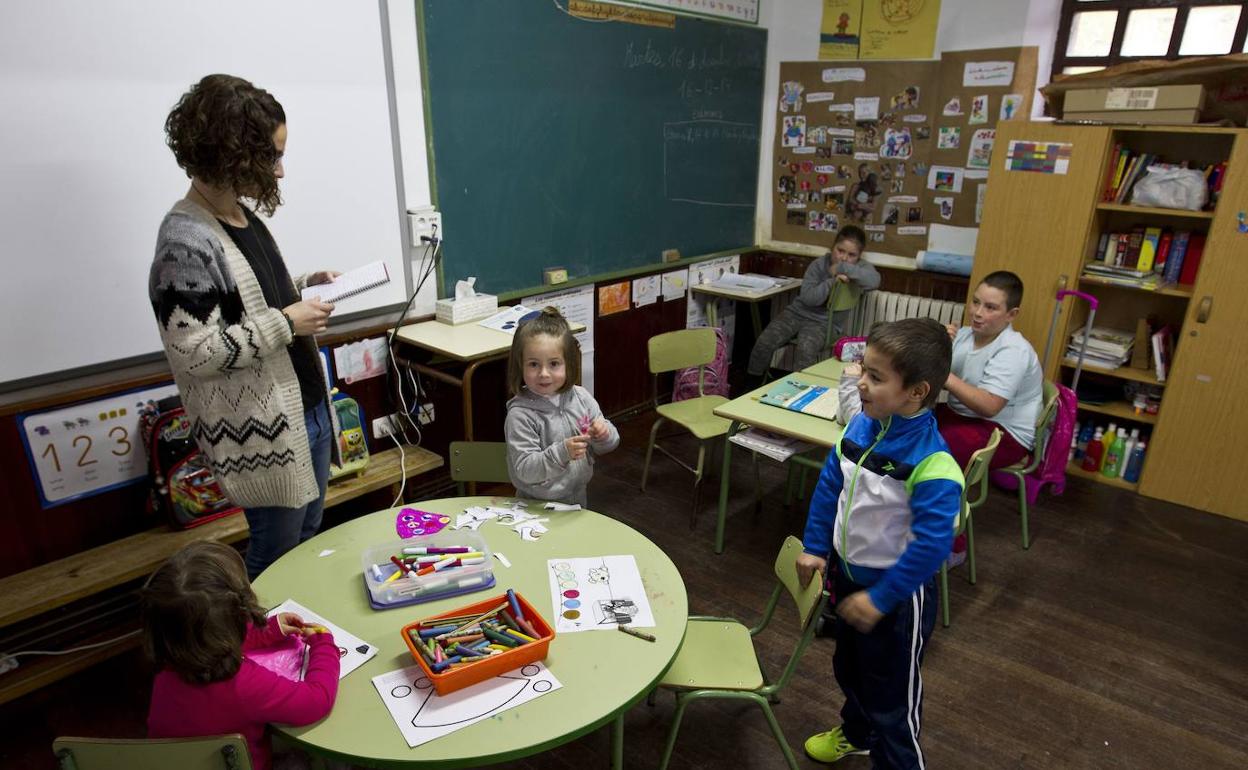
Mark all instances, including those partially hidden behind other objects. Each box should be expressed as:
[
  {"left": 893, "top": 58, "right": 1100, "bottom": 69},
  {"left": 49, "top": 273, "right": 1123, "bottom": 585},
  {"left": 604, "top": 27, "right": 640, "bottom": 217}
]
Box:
[
  {"left": 372, "top": 414, "right": 400, "bottom": 440},
  {"left": 408, "top": 206, "right": 443, "bottom": 248},
  {"left": 418, "top": 403, "right": 435, "bottom": 425}
]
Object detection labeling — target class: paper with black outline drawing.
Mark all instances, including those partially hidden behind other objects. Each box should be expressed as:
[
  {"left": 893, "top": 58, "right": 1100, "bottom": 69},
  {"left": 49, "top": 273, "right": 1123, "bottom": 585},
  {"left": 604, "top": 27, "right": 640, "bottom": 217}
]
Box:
[
  {"left": 546, "top": 555, "right": 655, "bottom": 633},
  {"left": 372, "top": 662, "right": 562, "bottom": 748},
  {"left": 266, "top": 599, "right": 377, "bottom": 679}
]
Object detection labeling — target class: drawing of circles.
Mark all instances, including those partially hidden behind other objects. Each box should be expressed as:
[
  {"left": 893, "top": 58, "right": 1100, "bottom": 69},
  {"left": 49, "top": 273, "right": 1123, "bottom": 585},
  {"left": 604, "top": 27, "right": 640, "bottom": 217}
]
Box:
[
  {"left": 554, "top": 562, "right": 571, "bottom": 570},
  {"left": 562, "top": 609, "right": 581, "bottom": 620},
  {"left": 401, "top": 512, "right": 416, "bottom": 522},
  {"left": 413, "top": 677, "right": 432, "bottom": 689},
  {"left": 557, "top": 571, "right": 574, "bottom": 580},
  {"left": 559, "top": 581, "right": 576, "bottom": 590},
  {"left": 521, "top": 664, "right": 540, "bottom": 677},
  {"left": 562, "top": 589, "right": 580, "bottom": 598},
  {"left": 533, "top": 680, "right": 553, "bottom": 693},
  {"left": 390, "top": 685, "right": 412, "bottom": 698},
  {"left": 562, "top": 599, "right": 581, "bottom": 609}
]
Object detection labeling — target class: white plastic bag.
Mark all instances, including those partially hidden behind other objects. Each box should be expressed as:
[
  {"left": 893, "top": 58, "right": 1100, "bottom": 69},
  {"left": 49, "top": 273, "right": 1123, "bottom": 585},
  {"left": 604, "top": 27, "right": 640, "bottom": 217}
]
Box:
[{"left": 1131, "top": 167, "right": 1208, "bottom": 211}]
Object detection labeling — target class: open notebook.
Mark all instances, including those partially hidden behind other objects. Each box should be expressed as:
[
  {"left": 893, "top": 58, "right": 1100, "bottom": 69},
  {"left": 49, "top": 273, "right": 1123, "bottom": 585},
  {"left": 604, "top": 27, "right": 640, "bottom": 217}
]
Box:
[
  {"left": 301, "top": 260, "right": 391, "bottom": 303},
  {"left": 759, "top": 378, "right": 839, "bottom": 422}
]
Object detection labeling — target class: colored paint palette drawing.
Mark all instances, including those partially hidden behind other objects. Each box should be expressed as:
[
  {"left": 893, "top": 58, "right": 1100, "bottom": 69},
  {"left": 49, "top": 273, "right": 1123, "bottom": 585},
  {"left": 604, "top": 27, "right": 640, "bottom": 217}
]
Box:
[{"left": 545, "top": 555, "right": 656, "bottom": 633}]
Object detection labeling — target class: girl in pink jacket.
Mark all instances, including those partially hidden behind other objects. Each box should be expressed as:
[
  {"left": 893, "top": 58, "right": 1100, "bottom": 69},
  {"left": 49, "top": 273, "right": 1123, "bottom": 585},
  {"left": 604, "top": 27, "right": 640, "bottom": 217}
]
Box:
[{"left": 142, "top": 542, "right": 339, "bottom": 770}]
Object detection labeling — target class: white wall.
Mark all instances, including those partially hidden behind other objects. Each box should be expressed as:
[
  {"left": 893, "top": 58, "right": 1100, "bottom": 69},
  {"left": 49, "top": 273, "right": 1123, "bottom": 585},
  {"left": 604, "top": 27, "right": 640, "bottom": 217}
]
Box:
[{"left": 755, "top": 0, "right": 1061, "bottom": 252}]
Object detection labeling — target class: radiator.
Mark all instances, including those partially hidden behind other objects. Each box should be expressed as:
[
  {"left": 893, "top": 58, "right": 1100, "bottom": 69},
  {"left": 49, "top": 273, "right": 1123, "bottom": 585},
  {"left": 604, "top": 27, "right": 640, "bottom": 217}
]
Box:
[{"left": 769, "top": 291, "right": 965, "bottom": 370}]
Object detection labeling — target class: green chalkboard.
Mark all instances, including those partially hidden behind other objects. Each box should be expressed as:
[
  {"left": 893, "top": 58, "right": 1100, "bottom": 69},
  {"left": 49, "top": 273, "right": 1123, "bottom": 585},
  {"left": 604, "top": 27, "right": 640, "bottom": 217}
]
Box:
[{"left": 419, "top": 0, "right": 766, "bottom": 297}]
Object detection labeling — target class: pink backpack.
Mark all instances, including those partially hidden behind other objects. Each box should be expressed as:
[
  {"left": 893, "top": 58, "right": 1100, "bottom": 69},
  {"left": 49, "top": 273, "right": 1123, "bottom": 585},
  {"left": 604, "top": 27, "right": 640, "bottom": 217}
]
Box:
[
  {"left": 990, "top": 383, "right": 1077, "bottom": 504},
  {"left": 672, "top": 327, "right": 731, "bottom": 401}
]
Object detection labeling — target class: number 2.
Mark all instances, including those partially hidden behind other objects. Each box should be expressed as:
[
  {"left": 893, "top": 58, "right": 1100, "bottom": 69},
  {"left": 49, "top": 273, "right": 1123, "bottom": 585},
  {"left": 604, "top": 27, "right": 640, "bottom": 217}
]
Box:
[{"left": 73, "top": 435, "right": 97, "bottom": 467}]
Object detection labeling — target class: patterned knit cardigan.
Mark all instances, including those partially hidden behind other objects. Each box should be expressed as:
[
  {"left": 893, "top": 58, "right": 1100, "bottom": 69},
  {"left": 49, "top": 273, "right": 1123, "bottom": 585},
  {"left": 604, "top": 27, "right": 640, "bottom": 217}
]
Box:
[{"left": 149, "top": 199, "right": 339, "bottom": 509}]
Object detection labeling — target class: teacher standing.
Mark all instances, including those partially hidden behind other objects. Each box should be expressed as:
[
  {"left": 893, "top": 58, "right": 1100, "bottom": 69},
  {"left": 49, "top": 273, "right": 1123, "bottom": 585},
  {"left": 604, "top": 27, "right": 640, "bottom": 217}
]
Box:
[{"left": 149, "top": 74, "right": 341, "bottom": 579}]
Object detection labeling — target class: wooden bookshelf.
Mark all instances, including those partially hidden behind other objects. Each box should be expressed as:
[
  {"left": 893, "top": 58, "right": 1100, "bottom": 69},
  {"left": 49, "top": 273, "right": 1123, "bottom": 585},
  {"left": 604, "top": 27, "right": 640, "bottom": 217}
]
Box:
[
  {"left": 1095, "top": 202, "right": 1215, "bottom": 219},
  {"left": 1061, "top": 361, "right": 1164, "bottom": 386},
  {"left": 1077, "top": 274, "right": 1194, "bottom": 298},
  {"left": 1066, "top": 461, "right": 1139, "bottom": 491},
  {"left": 1076, "top": 399, "right": 1157, "bottom": 425}
]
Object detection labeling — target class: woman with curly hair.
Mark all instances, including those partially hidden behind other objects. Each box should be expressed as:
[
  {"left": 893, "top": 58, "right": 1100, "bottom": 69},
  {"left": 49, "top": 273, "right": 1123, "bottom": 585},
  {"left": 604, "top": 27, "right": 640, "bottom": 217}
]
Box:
[{"left": 149, "top": 74, "right": 341, "bottom": 579}]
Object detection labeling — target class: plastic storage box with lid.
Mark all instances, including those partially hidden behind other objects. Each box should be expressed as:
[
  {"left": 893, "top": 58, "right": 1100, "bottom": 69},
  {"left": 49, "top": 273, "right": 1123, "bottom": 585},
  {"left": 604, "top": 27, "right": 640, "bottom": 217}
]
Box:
[
  {"left": 400, "top": 590, "right": 555, "bottom": 695},
  {"left": 361, "top": 530, "right": 495, "bottom": 610}
]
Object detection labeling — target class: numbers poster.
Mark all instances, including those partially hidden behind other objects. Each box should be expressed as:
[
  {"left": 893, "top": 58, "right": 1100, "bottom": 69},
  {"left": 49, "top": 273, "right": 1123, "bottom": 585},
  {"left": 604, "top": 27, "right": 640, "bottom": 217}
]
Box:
[{"left": 19, "top": 382, "right": 179, "bottom": 507}]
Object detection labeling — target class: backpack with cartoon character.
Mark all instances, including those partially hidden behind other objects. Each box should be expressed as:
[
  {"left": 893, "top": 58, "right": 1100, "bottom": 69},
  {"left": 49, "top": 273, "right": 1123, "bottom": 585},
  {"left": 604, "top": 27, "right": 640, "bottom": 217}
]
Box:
[{"left": 139, "top": 395, "right": 242, "bottom": 530}]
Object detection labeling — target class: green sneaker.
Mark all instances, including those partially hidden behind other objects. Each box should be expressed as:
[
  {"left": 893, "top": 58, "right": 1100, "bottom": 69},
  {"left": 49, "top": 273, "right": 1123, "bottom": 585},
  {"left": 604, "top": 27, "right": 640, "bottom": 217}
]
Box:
[{"left": 804, "top": 726, "right": 869, "bottom": 763}]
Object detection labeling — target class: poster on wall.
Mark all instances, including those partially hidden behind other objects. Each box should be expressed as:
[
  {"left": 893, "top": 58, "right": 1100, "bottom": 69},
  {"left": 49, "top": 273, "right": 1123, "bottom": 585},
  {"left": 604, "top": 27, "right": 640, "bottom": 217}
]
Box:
[
  {"left": 19, "top": 382, "right": 180, "bottom": 507},
  {"left": 859, "top": 0, "right": 942, "bottom": 60},
  {"left": 819, "top": 0, "right": 863, "bottom": 59}
]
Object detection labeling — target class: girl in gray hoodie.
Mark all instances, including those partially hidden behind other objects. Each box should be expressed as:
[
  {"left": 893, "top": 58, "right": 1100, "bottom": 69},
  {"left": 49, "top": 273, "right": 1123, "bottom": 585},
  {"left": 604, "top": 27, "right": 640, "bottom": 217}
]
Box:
[{"left": 504, "top": 308, "right": 619, "bottom": 506}]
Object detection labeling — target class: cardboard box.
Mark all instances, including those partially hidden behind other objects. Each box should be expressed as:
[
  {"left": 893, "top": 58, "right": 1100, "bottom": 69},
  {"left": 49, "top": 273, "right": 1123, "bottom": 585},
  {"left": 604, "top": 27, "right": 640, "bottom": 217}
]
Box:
[
  {"left": 1064, "top": 108, "right": 1203, "bottom": 125},
  {"left": 435, "top": 294, "right": 498, "bottom": 325},
  {"left": 1064, "top": 84, "right": 1205, "bottom": 114}
]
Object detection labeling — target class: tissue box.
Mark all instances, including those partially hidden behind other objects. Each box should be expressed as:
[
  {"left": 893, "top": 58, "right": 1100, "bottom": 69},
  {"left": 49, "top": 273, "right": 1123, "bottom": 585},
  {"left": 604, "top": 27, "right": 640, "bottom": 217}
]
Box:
[{"left": 436, "top": 294, "right": 498, "bottom": 325}]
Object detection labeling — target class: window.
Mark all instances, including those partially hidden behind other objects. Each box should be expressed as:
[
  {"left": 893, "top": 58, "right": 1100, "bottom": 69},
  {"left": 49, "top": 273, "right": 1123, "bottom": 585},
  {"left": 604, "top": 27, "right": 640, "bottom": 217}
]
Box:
[{"left": 1053, "top": 1, "right": 1248, "bottom": 78}]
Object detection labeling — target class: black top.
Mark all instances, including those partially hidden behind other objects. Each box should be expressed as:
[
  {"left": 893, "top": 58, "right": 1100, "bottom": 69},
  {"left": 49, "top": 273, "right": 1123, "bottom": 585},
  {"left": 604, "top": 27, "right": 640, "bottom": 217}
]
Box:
[{"left": 220, "top": 211, "right": 325, "bottom": 412}]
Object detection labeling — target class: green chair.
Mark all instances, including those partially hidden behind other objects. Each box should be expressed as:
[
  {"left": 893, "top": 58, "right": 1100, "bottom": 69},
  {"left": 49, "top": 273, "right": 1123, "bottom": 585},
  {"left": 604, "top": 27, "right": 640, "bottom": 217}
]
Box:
[
  {"left": 823, "top": 278, "right": 863, "bottom": 349},
  {"left": 641, "top": 328, "right": 732, "bottom": 528},
  {"left": 53, "top": 734, "right": 252, "bottom": 770},
  {"left": 448, "top": 441, "right": 510, "bottom": 496},
  {"left": 939, "top": 428, "right": 1001, "bottom": 629},
  {"left": 655, "top": 535, "right": 829, "bottom": 770},
  {"left": 996, "top": 380, "right": 1060, "bottom": 549}
]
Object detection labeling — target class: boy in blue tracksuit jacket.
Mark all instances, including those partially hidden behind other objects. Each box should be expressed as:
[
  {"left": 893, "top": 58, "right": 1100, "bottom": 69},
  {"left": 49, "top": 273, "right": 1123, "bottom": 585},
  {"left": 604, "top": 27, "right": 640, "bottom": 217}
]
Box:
[{"left": 797, "top": 318, "right": 964, "bottom": 769}]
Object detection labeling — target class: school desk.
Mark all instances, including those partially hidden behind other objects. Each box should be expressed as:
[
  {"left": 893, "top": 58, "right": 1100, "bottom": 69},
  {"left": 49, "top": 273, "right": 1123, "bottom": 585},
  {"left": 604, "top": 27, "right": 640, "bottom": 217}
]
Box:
[
  {"left": 392, "top": 320, "right": 585, "bottom": 443},
  {"left": 801, "top": 357, "right": 848, "bottom": 380},
  {"left": 691, "top": 276, "right": 803, "bottom": 337},
  {"left": 254, "top": 497, "right": 687, "bottom": 769},
  {"left": 711, "top": 368, "right": 845, "bottom": 554}
]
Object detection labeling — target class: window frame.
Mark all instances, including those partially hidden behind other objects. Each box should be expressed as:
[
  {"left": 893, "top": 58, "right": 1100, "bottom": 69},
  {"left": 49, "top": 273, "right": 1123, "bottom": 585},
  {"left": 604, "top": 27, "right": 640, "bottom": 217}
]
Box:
[{"left": 1052, "top": 0, "right": 1248, "bottom": 78}]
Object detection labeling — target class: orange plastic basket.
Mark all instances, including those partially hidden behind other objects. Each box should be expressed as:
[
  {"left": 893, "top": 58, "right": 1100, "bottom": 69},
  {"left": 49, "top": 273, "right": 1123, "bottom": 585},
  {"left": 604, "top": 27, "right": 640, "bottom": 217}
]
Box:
[{"left": 400, "top": 591, "right": 555, "bottom": 695}]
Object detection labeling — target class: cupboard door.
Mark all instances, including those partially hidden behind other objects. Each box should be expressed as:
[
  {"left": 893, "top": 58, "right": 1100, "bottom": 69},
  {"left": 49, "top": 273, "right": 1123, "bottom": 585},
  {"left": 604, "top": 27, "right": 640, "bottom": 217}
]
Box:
[
  {"left": 971, "top": 123, "right": 1109, "bottom": 375},
  {"left": 1140, "top": 135, "right": 1248, "bottom": 520}
]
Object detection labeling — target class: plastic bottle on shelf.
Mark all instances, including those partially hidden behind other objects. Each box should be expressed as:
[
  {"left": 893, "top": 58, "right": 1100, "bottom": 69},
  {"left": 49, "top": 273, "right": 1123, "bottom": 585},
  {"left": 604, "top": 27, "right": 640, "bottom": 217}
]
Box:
[
  {"left": 1099, "top": 423, "right": 1117, "bottom": 471},
  {"left": 1103, "top": 429, "right": 1127, "bottom": 477},
  {"left": 1123, "top": 440, "right": 1146, "bottom": 483},
  {"left": 1082, "top": 428, "right": 1104, "bottom": 472},
  {"left": 1118, "top": 428, "right": 1140, "bottom": 478},
  {"left": 1075, "top": 422, "right": 1093, "bottom": 461}
]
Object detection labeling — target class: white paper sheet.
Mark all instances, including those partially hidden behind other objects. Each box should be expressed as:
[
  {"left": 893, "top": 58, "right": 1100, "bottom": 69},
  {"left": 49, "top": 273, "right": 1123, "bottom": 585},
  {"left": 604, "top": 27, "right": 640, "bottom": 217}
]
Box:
[
  {"left": 547, "top": 555, "right": 655, "bottom": 633},
  {"left": 372, "top": 662, "right": 562, "bottom": 748},
  {"left": 266, "top": 599, "right": 377, "bottom": 678}
]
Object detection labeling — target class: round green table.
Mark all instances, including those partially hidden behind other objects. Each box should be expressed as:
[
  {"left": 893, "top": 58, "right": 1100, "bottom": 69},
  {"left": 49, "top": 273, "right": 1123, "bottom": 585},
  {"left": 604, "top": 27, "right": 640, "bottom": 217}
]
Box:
[{"left": 254, "top": 497, "right": 688, "bottom": 769}]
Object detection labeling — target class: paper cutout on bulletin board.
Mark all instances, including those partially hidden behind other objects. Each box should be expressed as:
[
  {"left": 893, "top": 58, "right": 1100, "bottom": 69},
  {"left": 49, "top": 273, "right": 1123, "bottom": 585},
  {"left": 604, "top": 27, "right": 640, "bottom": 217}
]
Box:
[
  {"left": 598, "top": 281, "right": 631, "bottom": 316},
  {"left": 1005, "top": 140, "right": 1071, "bottom": 175},
  {"left": 819, "top": 0, "right": 862, "bottom": 59},
  {"left": 859, "top": 0, "right": 941, "bottom": 60},
  {"left": 632, "top": 275, "right": 660, "bottom": 307}
]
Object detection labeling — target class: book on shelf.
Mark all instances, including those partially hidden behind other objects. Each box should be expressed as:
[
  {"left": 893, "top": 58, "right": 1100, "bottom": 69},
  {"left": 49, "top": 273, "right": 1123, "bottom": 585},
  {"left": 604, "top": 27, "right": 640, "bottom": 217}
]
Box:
[
  {"left": 1161, "top": 230, "right": 1190, "bottom": 285},
  {"left": 1150, "top": 326, "right": 1174, "bottom": 382},
  {"left": 1137, "top": 227, "right": 1162, "bottom": 273},
  {"left": 1177, "top": 233, "right": 1205, "bottom": 285},
  {"left": 1084, "top": 262, "right": 1157, "bottom": 280},
  {"left": 1154, "top": 230, "right": 1172, "bottom": 275},
  {"left": 1070, "top": 326, "right": 1135, "bottom": 359}
]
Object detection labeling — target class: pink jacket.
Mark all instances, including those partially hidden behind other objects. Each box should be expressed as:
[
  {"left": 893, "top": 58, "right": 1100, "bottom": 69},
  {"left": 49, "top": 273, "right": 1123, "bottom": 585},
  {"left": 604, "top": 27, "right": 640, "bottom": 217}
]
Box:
[{"left": 148, "top": 616, "right": 340, "bottom": 770}]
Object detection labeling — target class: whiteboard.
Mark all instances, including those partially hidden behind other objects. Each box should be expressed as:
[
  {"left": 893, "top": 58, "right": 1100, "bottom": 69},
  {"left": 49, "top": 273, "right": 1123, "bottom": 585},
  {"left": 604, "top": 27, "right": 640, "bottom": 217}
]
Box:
[{"left": 0, "top": 0, "right": 409, "bottom": 385}]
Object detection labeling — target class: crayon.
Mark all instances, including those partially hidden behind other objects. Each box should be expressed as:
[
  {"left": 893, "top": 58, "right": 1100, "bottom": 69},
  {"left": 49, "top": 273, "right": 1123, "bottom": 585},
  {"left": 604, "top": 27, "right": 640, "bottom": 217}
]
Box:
[
  {"left": 431, "top": 655, "right": 462, "bottom": 672},
  {"left": 499, "top": 610, "right": 523, "bottom": 633},
  {"left": 513, "top": 614, "right": 540, "bottom": 640},
  {"left": 502, "top": 628, "right": 537, "bottom": 644},
  {"left": 481, "top": 627, "right": 521, "bottom": 647},
  {"left": 618, "top": 625, "right": 656, "bottom": 643},
  {"left": 506, "top": 588, "right": 525, "bottom": 622},
  {"left": 418, "top": 624, "right": 459, "bottom": 639}
]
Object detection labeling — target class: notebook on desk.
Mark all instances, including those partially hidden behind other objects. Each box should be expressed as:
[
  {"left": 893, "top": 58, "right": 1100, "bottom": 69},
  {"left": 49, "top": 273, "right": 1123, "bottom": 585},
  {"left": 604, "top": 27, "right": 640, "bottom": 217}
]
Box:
[{"left": 759, "top": 379, "right": 839, "bottom": 422}]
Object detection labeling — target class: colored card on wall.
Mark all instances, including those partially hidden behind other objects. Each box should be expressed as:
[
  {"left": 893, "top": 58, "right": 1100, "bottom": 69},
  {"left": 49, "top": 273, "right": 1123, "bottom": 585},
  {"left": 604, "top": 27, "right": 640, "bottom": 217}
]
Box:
[
  {"left": 819, "top": 0, "right": 862, "bottom": 59},
  {"left": 598, "top": 281, "right": 631, "bottom": 316},
  {"left": 859, "top": 0, "right": 941, "bottom": 60}
]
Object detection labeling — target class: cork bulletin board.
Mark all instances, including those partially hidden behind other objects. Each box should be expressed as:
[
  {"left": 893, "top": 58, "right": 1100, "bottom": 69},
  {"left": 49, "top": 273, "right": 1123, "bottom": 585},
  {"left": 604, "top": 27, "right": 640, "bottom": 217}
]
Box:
[
  {"left": 925, "top": 47, "right": 1038, "bottom": 229},
  {"left": 771, "top": 47, "right": 1038, "bottom": 258}
]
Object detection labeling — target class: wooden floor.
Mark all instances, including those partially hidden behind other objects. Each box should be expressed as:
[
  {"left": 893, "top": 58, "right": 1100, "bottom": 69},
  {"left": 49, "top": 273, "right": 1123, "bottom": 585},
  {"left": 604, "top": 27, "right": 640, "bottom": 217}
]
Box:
[{"left": 5, "top": 412, "right": 1247, "bottom": 769}]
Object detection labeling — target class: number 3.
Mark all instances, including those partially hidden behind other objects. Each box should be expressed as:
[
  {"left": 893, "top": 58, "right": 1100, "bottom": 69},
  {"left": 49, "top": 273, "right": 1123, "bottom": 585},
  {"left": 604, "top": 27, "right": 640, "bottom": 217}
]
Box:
[{"left": 109, "top": 426, "right": 131, "bottom": 457}]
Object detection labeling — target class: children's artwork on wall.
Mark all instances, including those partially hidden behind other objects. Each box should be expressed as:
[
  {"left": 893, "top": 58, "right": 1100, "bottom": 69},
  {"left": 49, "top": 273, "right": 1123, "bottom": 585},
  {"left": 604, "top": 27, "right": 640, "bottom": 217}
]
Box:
[
  {"left": 890, "top": 85, "right": 920, "bottom": 110},
  {"left": 968, "top": 94, "right": 989, "bottom": 125},
  {"left": 780, "top": 80, "right": 805, "bottom": 112},
  {"left": 1000, "top": 94, "right": 1023, "bottom": 121},
  {"left": 598, "top": 281, "right": 630, "bottom": 316},
  {"left": 808, "top": 125, "right": 828, "bottom": 144},
  {"left": 942, "top": 96, "right": 962, "bottom": 116},
  {"left": 935, "top": 196, "right": 954, "bottom": 220},
  {"left": 632, "top": 274, "right": 659, "bottom": 307},
  {"left": 928, "top": 165, "right": 964, "bottom": 193},
  {"left": 906, "top": 206, "right": 923, "bottom": 223},
  {"left": 882, "top": 203, "right": 900, "bottom": 225},
  {"left": 372, "top": 662, "right": 563, "bottom": 748},
  {"left": 661, "top": 268, "right": 688, "bottom": 301},
  {"left": 937, "top": 126, "right": 960, "bottom": 150},
  {"left": 967, "top": 128, "right": 996, "bottom": 170},
  {"left": 881, "top": 127, "right": 913, "bottom": 159},
  {"left": 546, "top": 555, "right": 656, "bottom": 633},
  {"left": 782, "top": 115, "right": 806, "bottom": 147}
]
